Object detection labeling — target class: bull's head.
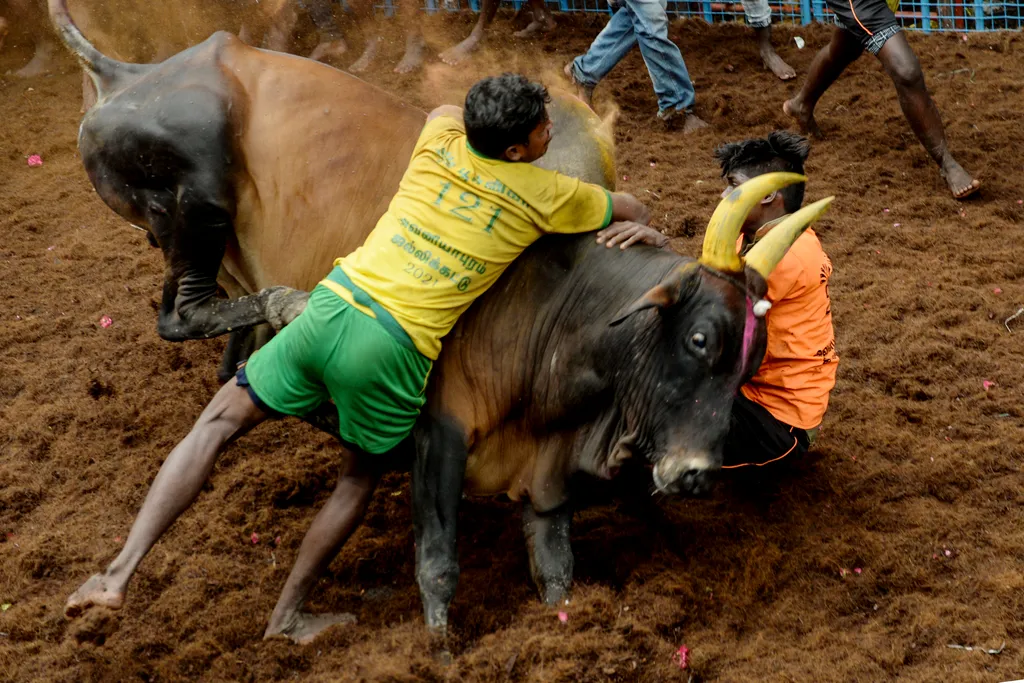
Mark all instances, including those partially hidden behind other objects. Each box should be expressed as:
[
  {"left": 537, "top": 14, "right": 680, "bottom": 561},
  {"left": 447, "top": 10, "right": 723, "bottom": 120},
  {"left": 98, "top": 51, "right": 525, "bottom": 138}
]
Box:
[{"left": 609, "top": 173, "right": 833, "bottom": 495}]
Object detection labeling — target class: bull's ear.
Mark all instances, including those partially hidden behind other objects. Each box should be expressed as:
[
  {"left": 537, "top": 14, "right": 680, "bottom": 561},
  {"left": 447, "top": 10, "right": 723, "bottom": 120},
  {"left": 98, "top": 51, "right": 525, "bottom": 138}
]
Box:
[{"left": 609, "top": 262, "right": 698, "bottom": 327}]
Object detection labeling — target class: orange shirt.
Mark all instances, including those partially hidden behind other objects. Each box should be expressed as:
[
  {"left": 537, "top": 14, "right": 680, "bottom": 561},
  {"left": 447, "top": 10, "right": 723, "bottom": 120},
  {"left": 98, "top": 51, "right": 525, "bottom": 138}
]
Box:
[{"left": 741, "top": 227, "right": 838, "bottom": 430}]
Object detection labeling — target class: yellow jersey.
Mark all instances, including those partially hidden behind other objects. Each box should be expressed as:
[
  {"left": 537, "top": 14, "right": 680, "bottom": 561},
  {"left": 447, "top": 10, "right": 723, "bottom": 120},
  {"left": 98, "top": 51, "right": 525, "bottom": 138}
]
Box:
[{"left": 325, "top": 115, "right": 614, "bottom": 359}]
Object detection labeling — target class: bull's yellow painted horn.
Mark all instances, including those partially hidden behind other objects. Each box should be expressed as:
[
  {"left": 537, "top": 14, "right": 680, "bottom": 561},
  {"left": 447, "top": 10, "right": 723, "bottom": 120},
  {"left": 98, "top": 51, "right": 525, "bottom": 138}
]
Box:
[
  {"left": 744, "top": 196, "right": 835, "bottom": 280},
  {"left": 700, "top": 172, "right": 807, "bottom": 273}
]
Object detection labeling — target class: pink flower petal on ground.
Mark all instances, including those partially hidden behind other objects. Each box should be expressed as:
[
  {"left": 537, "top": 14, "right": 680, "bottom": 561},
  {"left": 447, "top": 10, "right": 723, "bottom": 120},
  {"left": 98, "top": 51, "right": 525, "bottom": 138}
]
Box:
[
  {"left": 883, "top": 208, "right": 890, "bottom": 213},
  {"left": 557, "top": 611, "right": 568, "bottom": 623},
  {"left": 649, "top": 162, "right": 656, "bottom": 167},
  {"left": 274, "top": 536, "right": 282, "bottom": 546},
  {"left": 854, "top": 568, "right": 862, "bottom": 574},
  {"left": 673, "top": 645, "right": 690, "bottom": 670},
  {"left": 983, "top": 380, "right": 995, "bottom": 391},
  {"left": 99, "top": 315, "right": 113, "bottom": 328},
  {"left": 622, "top": 175, "right": 629, "bottom": 182},
  {"left": 893, "top": 223, "right": 901, "bottom": 228},
  {"left": 1017, "top": 199, "right": 1023, "bottom": 205},
  {"left": 944, "top": 549, "right": 952, "bottom": 557},
  {"left": 27, "top": 154, "right": 42, "bottom": 167},
  {"left": 993, "top": 288, "right": 1002, "bottom": 294},
  {"left": 251, "top": 532, "right": 259, "bottom": 544}
]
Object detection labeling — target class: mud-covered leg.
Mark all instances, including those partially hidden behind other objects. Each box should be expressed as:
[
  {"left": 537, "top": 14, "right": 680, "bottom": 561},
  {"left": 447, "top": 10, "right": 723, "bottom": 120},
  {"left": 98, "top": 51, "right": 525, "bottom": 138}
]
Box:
[
  {"left": 412, "top": 416, "right": 468, "bottom": 633},
  {"left": 523, "top": 501, "right": 574, "bottom": 606}
]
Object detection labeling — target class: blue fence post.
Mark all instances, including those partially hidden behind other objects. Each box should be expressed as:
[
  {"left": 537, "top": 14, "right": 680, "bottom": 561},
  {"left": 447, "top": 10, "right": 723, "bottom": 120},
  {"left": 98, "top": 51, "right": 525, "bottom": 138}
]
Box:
[
  {"left": 812, "top": 0, "right": 824, "bottom": 20},
  {"left": 973, "top": 0, "right": 984, "bottom": 29},
  {"left": 920, "top": 0, "right": 930, "bottom": 31},
  {"left": 559, "top": 0, "right": 570, "bottom": 11},
  {"left": 800, "top": 0, "right": 812, "bottom": 23},
  {"left": 424, "top": 0, "right": 437, "bottom": 14},
  {"left": 702, "top": 0, "right": 713, "bottom": 22},
  {"left": 469, "top": 0, "right": 479, "bottom": 11}
]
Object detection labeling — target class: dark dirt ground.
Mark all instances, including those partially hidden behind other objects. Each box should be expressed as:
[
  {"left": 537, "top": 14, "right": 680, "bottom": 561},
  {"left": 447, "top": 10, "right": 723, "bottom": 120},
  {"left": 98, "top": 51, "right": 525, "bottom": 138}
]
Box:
[{"left": 1, "top": 4, "right": 1023, "bottom": 681}]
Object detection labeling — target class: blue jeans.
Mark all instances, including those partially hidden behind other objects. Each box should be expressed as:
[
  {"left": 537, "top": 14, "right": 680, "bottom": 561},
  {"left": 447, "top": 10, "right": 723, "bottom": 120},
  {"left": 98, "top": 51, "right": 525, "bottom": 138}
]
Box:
[{"left": 569, "top": 0, "right": 695, "bottom": 113}]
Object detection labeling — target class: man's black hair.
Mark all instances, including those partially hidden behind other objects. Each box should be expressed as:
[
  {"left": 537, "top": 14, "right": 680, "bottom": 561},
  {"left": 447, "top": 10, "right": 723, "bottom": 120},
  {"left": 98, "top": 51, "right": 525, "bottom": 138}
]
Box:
[
  {"left": 714, "top": 131, "right": 811, "bottom": 213},
  {"left": 463, "top": 74, "right": 550, "bottom": 160}
]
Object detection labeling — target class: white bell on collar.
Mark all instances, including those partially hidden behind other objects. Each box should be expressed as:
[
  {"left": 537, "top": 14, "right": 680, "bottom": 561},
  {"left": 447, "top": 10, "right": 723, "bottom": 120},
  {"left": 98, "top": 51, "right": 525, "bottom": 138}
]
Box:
[{"left": 753, "top": 299, "right": 772, "bottom": 318}]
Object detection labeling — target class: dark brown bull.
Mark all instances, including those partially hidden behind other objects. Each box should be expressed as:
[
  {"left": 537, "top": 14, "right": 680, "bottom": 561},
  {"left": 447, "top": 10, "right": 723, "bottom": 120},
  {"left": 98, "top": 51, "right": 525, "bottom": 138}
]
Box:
[{"left": 50, "top": 0, "right": 831, "bottom": 633}]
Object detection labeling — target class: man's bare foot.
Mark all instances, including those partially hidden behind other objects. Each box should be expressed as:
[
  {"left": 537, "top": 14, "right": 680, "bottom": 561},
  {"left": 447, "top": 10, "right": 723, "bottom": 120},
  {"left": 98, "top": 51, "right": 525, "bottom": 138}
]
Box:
[
  {"left": 514, "top": 14, "right": 556, "bottom": 38},
  {"left": 439, "top": 33, "right": 481, "bottom": 66},
  {"left": 65, "top": 573, "right": 126, "bottom": 618},
  {"left": 394, "top": 34, "right": 425, "bottom": 74},
  {"left": 942, "top": 162, "right": 980, "bottom": 199},
  {"left": 348, "top": 37, "right": 379, "bottom": 74},
  {"left": 14, "top": 42, "right": 55, "bottom": 78},
  {"left": 563, "top": 61, "right": 594, "bottom": 108},
  {"left": 309, "top": 38, "right": 348, "bottom": 63},
  {"left": 264, "top": 611, "right": 357, "bottom": 645},
  {"left": 783, "top": 98, "right": 822, "bottom": 138},
  {"left": 761, "top": 47, "right": 796, "bottom": 80}
]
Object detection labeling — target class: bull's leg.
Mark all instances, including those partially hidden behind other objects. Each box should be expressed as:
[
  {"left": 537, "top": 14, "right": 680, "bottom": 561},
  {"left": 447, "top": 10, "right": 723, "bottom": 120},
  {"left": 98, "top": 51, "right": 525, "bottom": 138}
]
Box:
[
  {"left": 522, "top": 501, "right": 574, "bottom": 606},
  {"left": 411, "top": 415, "right": 468, "bottom": 633},
  {"left": 218, "top": 327, "right": 255, "bottom": 384}
]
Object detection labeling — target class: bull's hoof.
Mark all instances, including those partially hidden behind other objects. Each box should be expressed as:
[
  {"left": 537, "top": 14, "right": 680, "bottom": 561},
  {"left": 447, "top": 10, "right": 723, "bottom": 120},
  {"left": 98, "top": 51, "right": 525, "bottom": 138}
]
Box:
[{"left": 261, "top": 286, "right": 309, "bottom": 331}]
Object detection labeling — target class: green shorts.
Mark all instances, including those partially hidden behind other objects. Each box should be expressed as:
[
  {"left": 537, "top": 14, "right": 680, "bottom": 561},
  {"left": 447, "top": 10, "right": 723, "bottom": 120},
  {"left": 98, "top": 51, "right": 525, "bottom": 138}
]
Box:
[{"left": 242, "top": 284, "right": 432, "bottom": 454}]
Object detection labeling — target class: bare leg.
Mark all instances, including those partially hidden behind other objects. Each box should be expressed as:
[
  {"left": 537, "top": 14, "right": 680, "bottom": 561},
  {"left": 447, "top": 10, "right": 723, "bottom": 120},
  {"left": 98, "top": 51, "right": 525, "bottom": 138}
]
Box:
[
  {"left": 65, "top": 379, "right": 267, "bottom": 618},
  {"left": 439, "top": 0, "right": 500, "bottom": 66},
  {"left": 264, "top": 451, "right": 379, "bottom": 644},
  {"left": 514, "top": 0, "right": 556, "bottom": 38},
  {"left": 754, "top": 25, "right": 794, "bottom": 80},
  {"left": 308, "top": 0, "right": 349, "bottom": 62},
  {"left": 348, "top": 36, "right": 380, "bottom": 73},
  {"left": 876, "top": 33, "right": 979, "bottom": 199},
  {"left": 264, "top": 1, "right": 298, "bottom": 52},
  {"left": 14, "top": 37, "right": 56, "bottom": 78},
  {"left": 783, "top": 27, "right": 863, "bottom": 138},
  {"left": 394, "top": 0, "right": 426, "bottom": 75}
]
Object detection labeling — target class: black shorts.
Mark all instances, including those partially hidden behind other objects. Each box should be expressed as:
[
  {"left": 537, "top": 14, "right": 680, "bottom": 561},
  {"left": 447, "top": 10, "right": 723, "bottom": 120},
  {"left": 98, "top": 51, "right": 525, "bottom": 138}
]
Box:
[
  {"left": 721, "top": 394, "right": 811, "bottom": 469},
  {"left": 825, "top": 0, "right": 901, "bottom": 54}
]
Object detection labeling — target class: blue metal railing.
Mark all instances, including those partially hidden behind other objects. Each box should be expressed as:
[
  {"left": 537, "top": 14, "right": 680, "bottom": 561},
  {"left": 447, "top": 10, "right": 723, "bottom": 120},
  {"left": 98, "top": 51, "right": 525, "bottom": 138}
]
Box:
[{"left": 406, "top": 0, "right": 1023, "bottom": 31}]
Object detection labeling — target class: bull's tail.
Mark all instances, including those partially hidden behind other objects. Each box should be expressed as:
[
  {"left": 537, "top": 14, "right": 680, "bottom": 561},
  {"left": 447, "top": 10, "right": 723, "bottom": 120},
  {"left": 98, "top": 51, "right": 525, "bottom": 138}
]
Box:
[{"left": 48, "top": 0, "right": 145, "bottom": 100}]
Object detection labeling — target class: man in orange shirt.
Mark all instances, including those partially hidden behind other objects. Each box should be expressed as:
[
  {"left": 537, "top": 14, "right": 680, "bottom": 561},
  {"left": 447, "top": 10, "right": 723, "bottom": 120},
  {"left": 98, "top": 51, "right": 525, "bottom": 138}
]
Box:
[{"left": 715, "top": 131, "right": 838, "bottom": 469}]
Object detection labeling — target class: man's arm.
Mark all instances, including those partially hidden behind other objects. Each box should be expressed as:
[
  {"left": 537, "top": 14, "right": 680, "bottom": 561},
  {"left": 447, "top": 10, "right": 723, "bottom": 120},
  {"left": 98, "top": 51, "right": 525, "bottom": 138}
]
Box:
[
  {"left": 609, "top": 191, "right": 651, "bottom": 225},
  {"left": 427, "top": 105, "right": 464, "bottom": 123}
]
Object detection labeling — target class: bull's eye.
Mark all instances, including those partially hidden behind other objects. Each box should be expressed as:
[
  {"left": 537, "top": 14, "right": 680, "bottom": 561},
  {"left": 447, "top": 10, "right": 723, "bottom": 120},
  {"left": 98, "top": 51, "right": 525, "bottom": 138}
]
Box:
[{"left": 690, "top": 332, "right": 707, "bottom": 350}]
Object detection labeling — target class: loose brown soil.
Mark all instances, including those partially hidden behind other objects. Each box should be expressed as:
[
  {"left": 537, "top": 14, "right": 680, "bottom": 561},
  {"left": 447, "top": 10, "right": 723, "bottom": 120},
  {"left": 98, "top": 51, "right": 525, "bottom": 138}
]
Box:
[{"left": 1, "top": 7, "right": 1023, "bottom": 682}]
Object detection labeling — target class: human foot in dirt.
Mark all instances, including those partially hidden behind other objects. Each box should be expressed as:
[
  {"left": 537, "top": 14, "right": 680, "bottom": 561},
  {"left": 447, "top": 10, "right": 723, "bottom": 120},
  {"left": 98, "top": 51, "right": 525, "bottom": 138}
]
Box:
[
  {"left": 942, "top": 161, "right": 980, "bottom": 200},
  {"left": 394, "top": 33, "right": 425, "bottom": 74},
  {"left": 563, "top": 62, "right": 594, "bottom": 108},
  {"left": 14, "top": 40, "right": 55, "bottom": 78},
  {"left": 761, "top": 46, "right": 795, "bottom": 80},
  {"left": 65, "top": 572, "right": 126, "bottom": 618},
  {"left": 783, "top": 98, "right": 822, "bottom": 138},
  {"left": 439, "top": 33, "right": 482, "bottom": 66},
  {"left": 514, "top": 12, "right": 555, "bottom": 38},
  {"left": 309, "top": 38, "right": 348, "bottom": 63},
  {"left": 264, "top": 611, "right": 357, "bottom": 645},
  {"left": 348, "top": 37, "right": 380, "bottom": 74}
]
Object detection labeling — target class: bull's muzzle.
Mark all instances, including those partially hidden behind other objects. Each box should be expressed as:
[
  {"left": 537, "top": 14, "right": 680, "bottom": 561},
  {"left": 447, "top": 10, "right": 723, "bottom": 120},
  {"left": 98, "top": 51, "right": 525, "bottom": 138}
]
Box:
[{"left": 652, "top": 451, "right": 714, "bottom": 496}]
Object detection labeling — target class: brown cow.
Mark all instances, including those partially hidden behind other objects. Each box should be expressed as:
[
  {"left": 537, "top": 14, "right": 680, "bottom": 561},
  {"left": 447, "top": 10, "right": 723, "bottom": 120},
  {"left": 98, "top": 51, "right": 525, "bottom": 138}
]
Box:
[{"left": 51, "top": 0, "right": 831, "bottom": 637}]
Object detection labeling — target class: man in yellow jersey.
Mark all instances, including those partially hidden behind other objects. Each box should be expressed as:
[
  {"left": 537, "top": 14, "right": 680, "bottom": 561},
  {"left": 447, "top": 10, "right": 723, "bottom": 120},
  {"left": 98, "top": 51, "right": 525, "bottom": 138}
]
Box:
[
  {"left": 713, "top": 132, "right": 839, "bottom": 472},
  {"left": 64, "top": 74, "right": 662, "bottom": 644}
]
